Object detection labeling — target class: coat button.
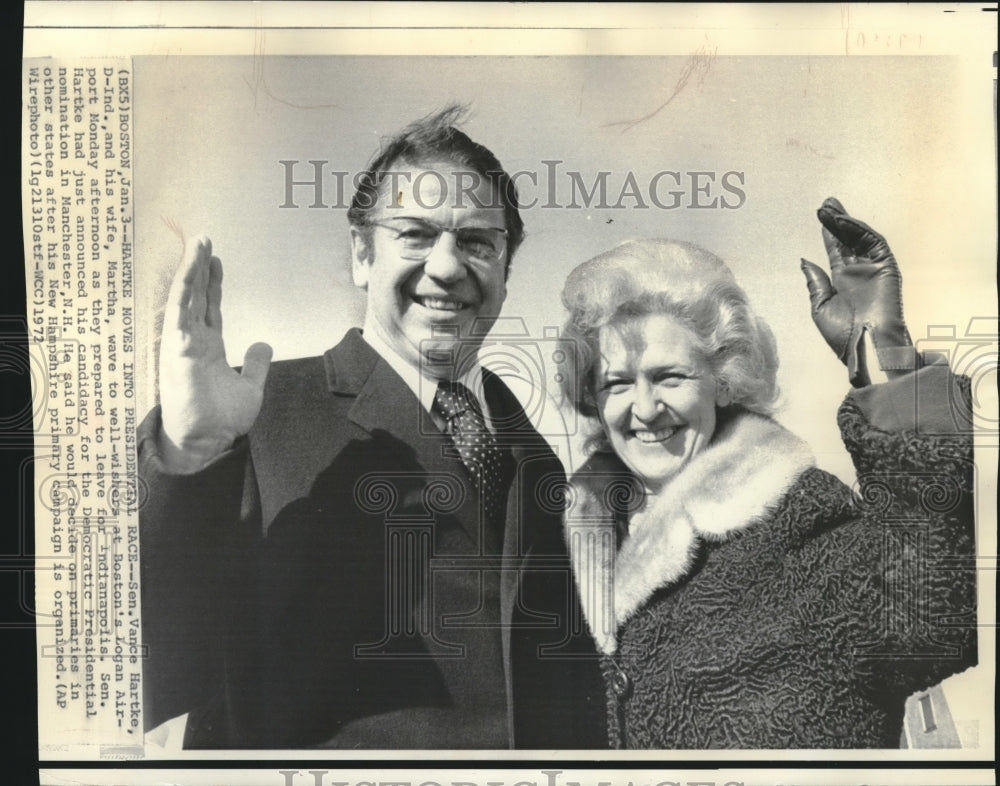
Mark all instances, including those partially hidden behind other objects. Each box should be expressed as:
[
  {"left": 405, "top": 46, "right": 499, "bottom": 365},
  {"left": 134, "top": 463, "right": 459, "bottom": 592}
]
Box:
[{"left": 611, "top": 667, "right": 632, "bottom": 698}]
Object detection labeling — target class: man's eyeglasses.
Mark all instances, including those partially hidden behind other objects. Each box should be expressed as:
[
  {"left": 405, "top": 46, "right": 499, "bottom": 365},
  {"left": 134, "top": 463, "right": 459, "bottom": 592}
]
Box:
[{"left": 367, "top": 217, "right": 508, "bottom": 265}]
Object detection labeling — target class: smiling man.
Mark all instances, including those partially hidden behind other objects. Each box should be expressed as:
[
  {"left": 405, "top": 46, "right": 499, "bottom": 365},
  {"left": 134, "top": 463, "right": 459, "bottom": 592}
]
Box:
[
  {"left": 350, "top": 162, "right": 510, "bottom": 383},
  {"left": 137, "top": 107, "right": 607, "bottom": 749}
]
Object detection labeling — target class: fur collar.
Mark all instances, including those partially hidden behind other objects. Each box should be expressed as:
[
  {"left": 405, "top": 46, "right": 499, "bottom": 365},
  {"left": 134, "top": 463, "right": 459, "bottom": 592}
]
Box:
[{"left": 565, "top": 410, "right": 815, "bottom": 655}]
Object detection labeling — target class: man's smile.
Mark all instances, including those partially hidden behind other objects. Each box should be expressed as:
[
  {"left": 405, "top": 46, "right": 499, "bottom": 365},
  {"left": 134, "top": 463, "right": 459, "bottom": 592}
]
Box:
[{"left": 412, "top": 295, "right": 470, "bottom": 312}]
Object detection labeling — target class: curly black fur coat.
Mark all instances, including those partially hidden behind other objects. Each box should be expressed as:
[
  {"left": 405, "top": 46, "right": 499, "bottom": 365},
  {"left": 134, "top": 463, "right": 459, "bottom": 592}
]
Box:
[{"left": 566, "top": 367, "right": 976, "bottom": 749}]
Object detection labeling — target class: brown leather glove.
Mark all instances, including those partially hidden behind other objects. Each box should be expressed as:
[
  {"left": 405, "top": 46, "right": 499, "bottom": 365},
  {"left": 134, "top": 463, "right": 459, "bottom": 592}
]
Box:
[{"left": 800, "top": 197, "right": 918, "bottom": 388}]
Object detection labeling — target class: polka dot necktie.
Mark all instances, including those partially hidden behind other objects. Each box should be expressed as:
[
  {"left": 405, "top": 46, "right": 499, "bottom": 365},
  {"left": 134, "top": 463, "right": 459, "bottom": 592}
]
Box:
[{"left": 433, "top": 380, "right": 509, "bottom": 548}]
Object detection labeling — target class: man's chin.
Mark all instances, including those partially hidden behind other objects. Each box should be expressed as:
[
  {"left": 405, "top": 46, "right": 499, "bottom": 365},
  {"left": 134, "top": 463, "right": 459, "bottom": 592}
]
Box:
[{"left": 414, "top": 335, "right": 485, "bottom": 377}]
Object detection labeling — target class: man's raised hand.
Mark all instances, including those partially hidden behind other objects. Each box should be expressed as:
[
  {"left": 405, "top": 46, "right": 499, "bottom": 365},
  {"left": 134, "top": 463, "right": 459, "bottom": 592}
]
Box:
[{"left": 158, "top": 236, "right": 272, "bottom": 471}]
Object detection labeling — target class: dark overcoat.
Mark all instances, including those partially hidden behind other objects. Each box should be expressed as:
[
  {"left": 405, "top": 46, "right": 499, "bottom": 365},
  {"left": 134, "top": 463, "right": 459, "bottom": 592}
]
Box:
[{"left": 139, "top": 328, "right": 606, "bottom": 748}]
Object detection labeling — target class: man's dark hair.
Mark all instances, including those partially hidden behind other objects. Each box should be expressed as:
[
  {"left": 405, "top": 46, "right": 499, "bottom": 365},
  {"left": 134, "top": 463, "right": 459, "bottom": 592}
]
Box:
[{"left": 347, "top": 105, "right": 525, "bottom": 269}]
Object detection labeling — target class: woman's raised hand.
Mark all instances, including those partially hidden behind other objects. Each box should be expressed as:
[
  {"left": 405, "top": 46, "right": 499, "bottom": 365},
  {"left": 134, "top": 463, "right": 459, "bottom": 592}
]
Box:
[{"left": 800, "top": 197, "right": 916, "bottom": 387}]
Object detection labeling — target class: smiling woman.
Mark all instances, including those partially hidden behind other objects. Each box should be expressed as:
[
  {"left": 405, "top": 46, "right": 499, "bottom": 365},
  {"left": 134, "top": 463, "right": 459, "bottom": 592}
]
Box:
[
  {"left": 558, "top": 202, "right": 978, "bottom": 749},
  {"left": 562, "top": 239, "right": 779, "bottom": 485},
  {"left": 594, "top": 312, "right": 724, "bottom": 494}
]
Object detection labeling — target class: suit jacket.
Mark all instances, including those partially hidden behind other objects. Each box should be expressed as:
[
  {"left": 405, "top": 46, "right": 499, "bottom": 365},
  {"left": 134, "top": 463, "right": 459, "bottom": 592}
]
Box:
[{"left": 139, "top": 328, "right": 607, "bottom": 749}]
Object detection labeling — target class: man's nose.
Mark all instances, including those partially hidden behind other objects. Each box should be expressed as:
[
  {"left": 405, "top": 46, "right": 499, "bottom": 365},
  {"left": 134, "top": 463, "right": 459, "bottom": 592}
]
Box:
[
  {"left": 422, "top": 231, "right": 468, "bottom": 282},
  {"left": 631, "top": 378, "right": 663, "bottom": 422}
]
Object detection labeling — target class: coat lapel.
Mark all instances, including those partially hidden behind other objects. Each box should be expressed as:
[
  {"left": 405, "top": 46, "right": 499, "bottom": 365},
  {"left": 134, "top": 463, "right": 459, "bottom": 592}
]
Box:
[
  {"left": 566, "top": 409, "right": 816, "bottom": 655},
  {"left": 481, "top": 368, "right": 553, "bottom": 555},
  {"left": 325, "top": 329, "right": 437, "bottom": 458},
  {"left": 325, "top": 329, "right": 485, "bottom": 544},
  {"left": 326, "top": 333, "right": 571, "bottom": 736},
  {"left": 325, "top": 331, "right": 554, "bottom": 558}
]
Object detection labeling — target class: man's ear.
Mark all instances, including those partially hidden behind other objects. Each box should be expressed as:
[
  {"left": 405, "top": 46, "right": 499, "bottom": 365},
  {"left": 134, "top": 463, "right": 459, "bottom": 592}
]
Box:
[{"left": 350, "top": 226, "right": 371, "bottom": 290}]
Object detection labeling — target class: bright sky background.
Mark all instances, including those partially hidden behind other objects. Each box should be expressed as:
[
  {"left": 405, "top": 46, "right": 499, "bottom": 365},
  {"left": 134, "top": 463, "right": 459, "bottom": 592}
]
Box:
[{"left": 134, "top": 54, "right": 996, "bottom": 483}]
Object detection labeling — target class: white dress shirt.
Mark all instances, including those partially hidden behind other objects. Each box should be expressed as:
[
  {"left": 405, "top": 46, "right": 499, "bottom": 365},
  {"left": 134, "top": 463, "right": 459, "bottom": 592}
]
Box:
[{"left": 360, "top": 328, "right": 496, "bottom": 434}]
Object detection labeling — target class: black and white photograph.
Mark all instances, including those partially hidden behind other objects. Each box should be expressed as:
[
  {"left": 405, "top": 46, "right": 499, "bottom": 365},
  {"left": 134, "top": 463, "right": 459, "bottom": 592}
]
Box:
[{"left": 20, "top": 1, "right": 996, "bottom": 778}]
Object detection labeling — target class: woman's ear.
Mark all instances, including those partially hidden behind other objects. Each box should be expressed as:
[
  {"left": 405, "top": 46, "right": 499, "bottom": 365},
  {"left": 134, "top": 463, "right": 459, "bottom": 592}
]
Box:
[{"left": 716, "top": 382, "right": 732, "bottom": 408}]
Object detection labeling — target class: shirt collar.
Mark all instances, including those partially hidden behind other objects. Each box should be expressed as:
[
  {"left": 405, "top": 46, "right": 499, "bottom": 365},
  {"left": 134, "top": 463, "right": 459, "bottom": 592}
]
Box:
[{"left": 360, "top": 326, "right": 491, "bottom": 428}]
